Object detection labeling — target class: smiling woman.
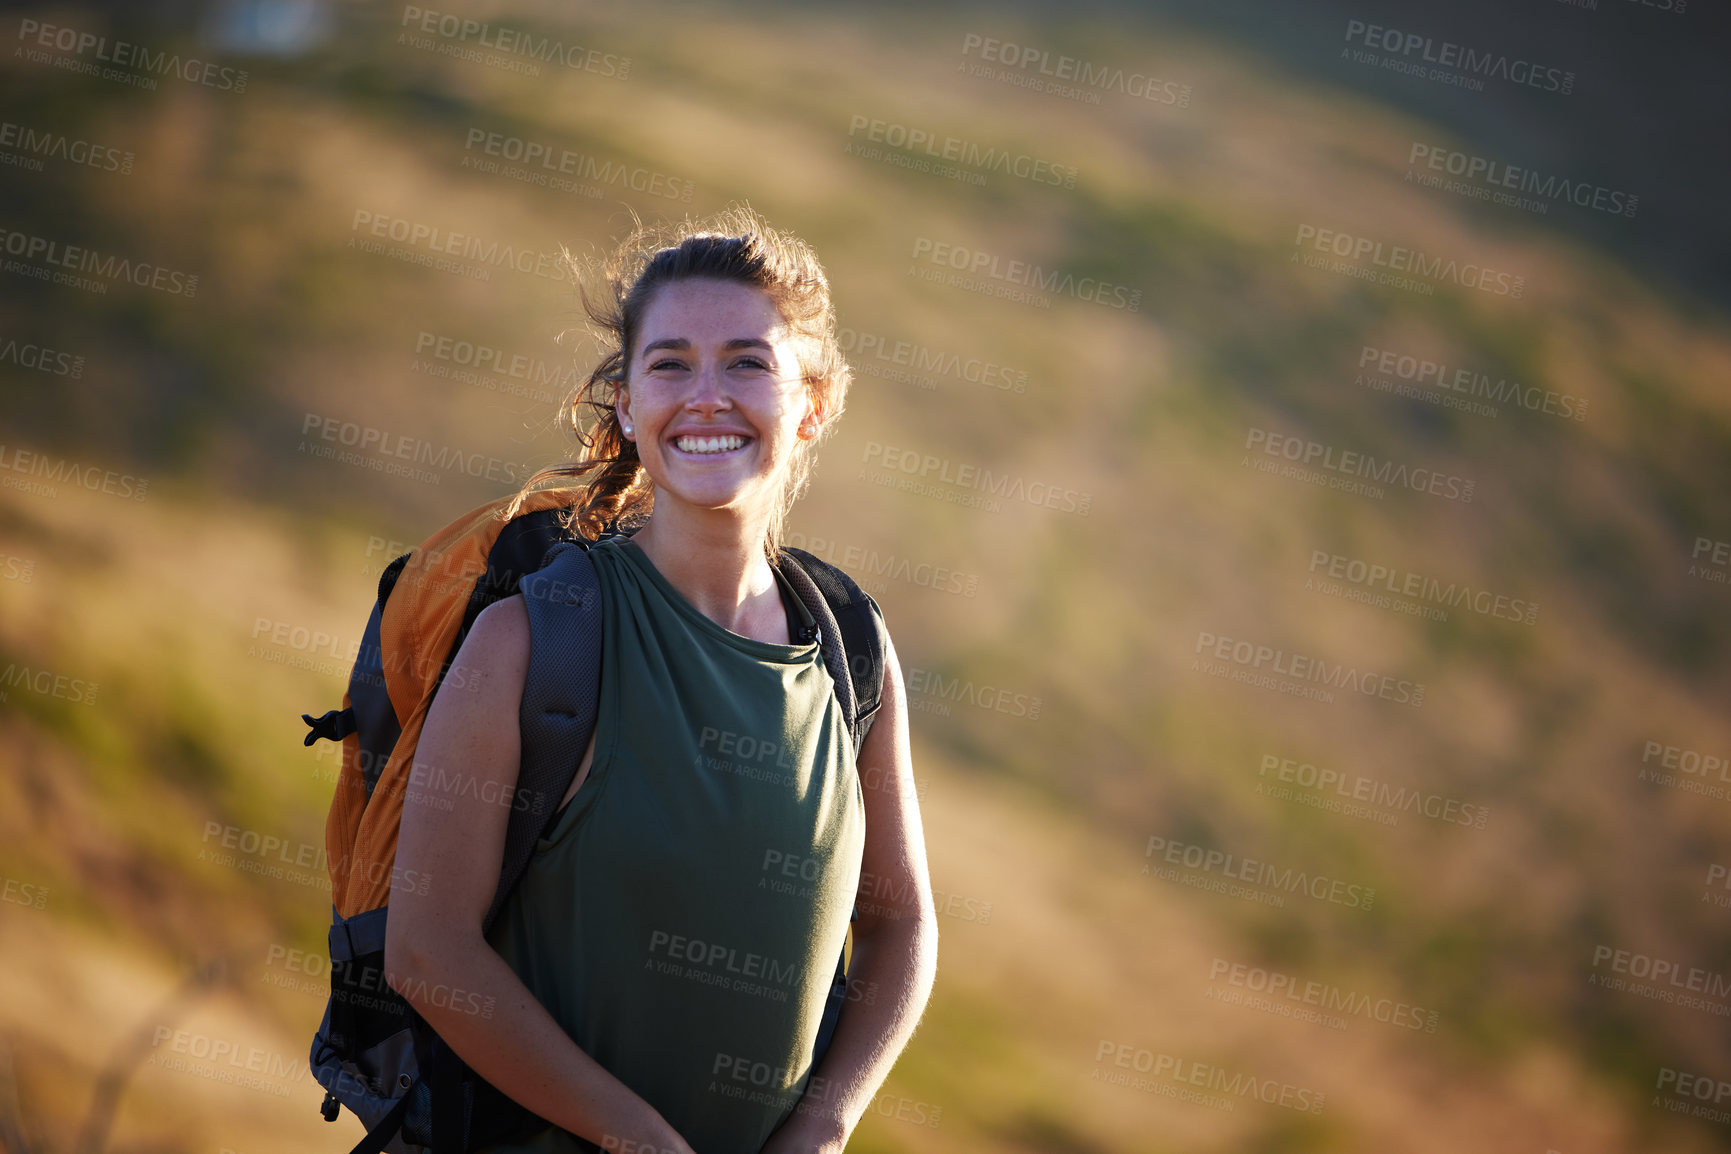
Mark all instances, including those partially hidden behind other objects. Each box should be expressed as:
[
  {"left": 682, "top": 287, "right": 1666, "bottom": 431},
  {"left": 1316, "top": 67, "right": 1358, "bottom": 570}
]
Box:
[
  {"left": 508, "top": 205, "right": 855, "bottom": 564},
  {"left": 380, "top": 207, "right": 939, "bottom": 1154},
  {"left": 613, "top": 274, "right": 831, "bottom": 635}
]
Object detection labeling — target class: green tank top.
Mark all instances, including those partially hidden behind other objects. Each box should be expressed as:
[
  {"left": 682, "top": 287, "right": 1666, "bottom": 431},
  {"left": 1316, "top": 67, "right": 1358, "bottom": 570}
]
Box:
[{"left": 479, "top": 535, "right": 865, "bottom": 1154}]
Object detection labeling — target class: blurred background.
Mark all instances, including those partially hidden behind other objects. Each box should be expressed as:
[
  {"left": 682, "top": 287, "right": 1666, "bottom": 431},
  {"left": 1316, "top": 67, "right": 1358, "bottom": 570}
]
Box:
[{"left": 2, "top": 0, "right": 1729, "bottom": 1151}]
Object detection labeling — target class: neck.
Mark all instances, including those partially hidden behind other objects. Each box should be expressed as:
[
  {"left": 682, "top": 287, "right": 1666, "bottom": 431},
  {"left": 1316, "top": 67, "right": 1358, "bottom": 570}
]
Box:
[{"left": 626, "top": 499, "right": 780, "bottom": 636}]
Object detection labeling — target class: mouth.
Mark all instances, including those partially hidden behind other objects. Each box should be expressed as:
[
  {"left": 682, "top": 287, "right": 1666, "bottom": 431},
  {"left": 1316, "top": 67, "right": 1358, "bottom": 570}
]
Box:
[{"left": 670, "top": 433, "right": 753, "bottom": 458}]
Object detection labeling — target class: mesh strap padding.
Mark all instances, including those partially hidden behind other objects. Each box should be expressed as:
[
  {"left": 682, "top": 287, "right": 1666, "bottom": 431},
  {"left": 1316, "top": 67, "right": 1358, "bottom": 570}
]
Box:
[{"left": 486, "top": 541, "right": 605, "bottom": 934}]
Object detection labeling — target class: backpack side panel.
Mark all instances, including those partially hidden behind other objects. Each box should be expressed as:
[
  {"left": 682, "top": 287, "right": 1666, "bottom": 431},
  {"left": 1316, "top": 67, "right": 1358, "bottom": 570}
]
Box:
[{"left": 310, "top": 903, "right": 422, "bottom": 1154}]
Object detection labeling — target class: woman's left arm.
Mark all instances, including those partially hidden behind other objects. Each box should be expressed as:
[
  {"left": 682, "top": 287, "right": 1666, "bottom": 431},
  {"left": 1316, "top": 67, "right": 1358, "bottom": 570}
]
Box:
[{"left": 765, "top": 628, "right": 941, "bottom": 1154}]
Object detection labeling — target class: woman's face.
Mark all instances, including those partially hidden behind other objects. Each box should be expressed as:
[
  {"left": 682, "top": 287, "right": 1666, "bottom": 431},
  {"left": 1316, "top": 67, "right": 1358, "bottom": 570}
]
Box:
[{"left": 618, "top": 277, "right": 818, "bottom": 524}]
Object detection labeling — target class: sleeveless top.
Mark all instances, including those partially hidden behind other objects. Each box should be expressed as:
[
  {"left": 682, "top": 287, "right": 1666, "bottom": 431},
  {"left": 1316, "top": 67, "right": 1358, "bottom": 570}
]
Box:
[{"left": 478, "top": 535, "right": 866, "bottom": 1154}]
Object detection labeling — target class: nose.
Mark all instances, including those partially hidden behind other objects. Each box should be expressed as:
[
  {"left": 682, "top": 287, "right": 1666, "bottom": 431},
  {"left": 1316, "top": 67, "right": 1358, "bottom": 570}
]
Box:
[{"left": 684, "top": 357, "right": 732, "bottom": 415}]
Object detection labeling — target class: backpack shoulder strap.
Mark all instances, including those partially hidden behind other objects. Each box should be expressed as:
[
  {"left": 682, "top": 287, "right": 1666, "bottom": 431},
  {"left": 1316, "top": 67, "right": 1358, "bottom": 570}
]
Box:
[
  {"left": 484, "top": 539, "right": 605, "bottom": 934},
  {"left": 778, "top": 547, "right": 889, "bottom": 1076},
  {"left": 778, "top": 547, "right": 889, "bottom": 755}
]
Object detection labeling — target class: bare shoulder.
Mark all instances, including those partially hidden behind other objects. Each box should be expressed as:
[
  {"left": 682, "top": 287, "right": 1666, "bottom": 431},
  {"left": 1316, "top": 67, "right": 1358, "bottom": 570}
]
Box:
[
  {"left": 470, "top": 591, "right": 530, "bottom": 652},
  {"left": 464, "top": 594, "right": 531, "bottom": 676},
  {"left": 429, "top": 593, "right": 531, "bottom": 727}
]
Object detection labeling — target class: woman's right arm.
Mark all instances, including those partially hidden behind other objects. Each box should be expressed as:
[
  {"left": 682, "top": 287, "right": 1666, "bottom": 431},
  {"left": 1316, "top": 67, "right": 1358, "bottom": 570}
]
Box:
[{"left": 384, "top": 595, "right": 692, "bottom": 1154}]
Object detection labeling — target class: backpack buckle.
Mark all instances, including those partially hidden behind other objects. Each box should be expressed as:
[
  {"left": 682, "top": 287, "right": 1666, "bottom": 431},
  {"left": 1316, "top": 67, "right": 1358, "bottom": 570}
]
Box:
[{"left": 302, "top": 708, "right": 358, "bottom": 747}]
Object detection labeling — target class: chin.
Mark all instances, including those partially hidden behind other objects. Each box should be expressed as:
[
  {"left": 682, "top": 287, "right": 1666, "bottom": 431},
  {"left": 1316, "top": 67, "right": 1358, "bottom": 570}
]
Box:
[{"left": 676, "top": 476, "right": 784, "bottom": 514}]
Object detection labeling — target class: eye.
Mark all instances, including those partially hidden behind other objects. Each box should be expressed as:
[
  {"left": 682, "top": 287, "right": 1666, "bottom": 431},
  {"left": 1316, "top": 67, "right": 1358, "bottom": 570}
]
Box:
[
  {"left": 648, "top": 357, "right": 688, "bottom": 372},
  {"left": 731, "top": 355, "right": 770, "bottom": 370}
]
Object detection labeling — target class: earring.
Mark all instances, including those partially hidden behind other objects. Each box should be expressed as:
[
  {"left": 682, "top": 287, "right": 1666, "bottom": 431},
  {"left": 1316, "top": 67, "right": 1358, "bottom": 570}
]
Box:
[{"left": 621, "top": 422, "right": 633, "bottom": 435}]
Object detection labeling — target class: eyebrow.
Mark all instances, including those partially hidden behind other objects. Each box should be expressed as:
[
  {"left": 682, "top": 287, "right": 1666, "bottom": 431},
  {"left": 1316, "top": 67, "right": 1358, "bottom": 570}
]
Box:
[{"left": 640, "top": 337, "right": 776, "bottom": 355}]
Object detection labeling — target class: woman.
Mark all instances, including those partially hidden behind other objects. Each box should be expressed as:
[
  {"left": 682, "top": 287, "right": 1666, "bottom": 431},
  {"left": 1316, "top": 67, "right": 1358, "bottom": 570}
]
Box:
[{"left": 384, "top": 206, "right": 939, "bottom": 1154}]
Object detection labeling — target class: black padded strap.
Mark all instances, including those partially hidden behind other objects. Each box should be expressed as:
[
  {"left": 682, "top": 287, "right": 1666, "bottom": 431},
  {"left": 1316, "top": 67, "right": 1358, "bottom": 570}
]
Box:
[
  {"left": 837, "top": 595, "right": 886, "bottom": 735},
  {"left": 485, "top": 542, "right": 605, "bottom": 935},
  {"left": 779, "top": 549, "right": 888, "bottom": 1077},
  {"left": 780, "top": 547, "right": 888, "bottom": 752},
  {"left": 775, "top": 556, "right": 858, "bottom": 740}
]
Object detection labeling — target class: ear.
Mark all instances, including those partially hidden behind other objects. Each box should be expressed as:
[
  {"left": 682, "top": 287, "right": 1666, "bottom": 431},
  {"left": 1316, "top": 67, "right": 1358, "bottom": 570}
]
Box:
[
  {"left": 616, "top": 386, "right": 634, "bottom": 440},
  {"left": 799, "top": 387, "right": 826, "bottom": 439}
]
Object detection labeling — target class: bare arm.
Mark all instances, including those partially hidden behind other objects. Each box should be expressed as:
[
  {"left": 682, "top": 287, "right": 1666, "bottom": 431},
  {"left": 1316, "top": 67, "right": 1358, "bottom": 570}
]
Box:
[
  {"left": 765, "top": 628, "right": 941, "bottom": 1153},
  {"left": 384, "top": 595, "right": 695, "bottom": 1154}
]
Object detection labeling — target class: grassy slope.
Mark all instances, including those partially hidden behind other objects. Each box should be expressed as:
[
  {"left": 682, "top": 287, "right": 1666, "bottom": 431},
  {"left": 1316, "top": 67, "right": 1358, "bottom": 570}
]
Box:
[{"left": 1, "top": 3, "right": 1729, "bottom": 1152}]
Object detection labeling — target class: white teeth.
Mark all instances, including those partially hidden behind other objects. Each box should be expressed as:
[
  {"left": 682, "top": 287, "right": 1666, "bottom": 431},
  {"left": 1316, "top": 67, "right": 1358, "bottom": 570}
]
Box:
[{"left": 675, "top": 435, "right": 747, "bottom": 454}]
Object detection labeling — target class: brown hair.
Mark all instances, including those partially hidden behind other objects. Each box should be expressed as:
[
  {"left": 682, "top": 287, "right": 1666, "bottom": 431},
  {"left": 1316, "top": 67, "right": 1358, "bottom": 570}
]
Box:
[{"left": 505, "top": 205, "right": 852, "bottom": 561}]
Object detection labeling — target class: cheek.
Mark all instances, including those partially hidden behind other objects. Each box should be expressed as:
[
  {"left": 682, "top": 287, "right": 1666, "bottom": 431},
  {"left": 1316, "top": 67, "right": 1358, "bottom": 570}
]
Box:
[{"left": 628, "top": 385, "right": 676, "bottom": 421}]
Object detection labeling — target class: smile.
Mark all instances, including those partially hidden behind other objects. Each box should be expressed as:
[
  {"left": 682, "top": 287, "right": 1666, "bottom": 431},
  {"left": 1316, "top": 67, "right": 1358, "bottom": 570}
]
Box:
[{"left": 672, "top": 434, "right": 751, "bottom": 456}]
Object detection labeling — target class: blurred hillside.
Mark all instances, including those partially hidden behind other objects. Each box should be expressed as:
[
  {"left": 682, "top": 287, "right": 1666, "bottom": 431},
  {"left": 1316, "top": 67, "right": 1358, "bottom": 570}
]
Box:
[
  {"left": 1, "top": 2, "right": 1729, "bottom": 1153},
  {"left": 1155, "top": 0, "right": 1731, "bottom": 309}
]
